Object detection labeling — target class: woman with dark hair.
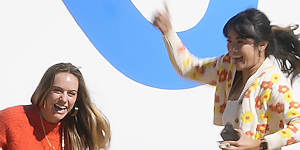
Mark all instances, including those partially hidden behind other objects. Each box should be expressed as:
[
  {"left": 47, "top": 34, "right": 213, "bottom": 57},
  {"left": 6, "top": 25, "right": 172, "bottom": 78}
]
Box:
[
  {"left": 0, "top": 63, "right": 111, "bottom": 150},
  {"left": 153, "top": 7, "right": 300, "bottom": 150}
]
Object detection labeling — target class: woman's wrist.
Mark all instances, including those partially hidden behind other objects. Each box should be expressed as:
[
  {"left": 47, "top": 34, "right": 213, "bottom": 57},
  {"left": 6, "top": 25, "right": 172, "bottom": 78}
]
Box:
[{"left": 162, "top": 28, "right": 173, "bottom": 36}]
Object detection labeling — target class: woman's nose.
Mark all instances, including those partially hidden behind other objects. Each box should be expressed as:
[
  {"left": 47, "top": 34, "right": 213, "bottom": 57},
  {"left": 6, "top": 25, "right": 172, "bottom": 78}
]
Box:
[
  {"left": 228, "top": 45, "right": 240, "bottom": 58},
  {"left": 228, "top": 44, "right": 238, "bottom": 52},
  {"left": 59, "top": 92, "right": 68, "bottom": 102}
]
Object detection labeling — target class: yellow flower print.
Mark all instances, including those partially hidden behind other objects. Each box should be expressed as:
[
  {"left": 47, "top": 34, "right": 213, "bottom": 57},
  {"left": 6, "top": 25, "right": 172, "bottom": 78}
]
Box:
[
  {"left": 216, "top": 85, "right": 219, "bottom": 92},
  {"left": 269, "top": 130, "right": 276, "bottom": 134},
  {"left": 261, "top": 81, "right": 273, "bottom": 90},
  {"left": 275, "top": 103, "right": 284, "bottom": 114},
  {"left": 245, "top": 90, "right": 252, "bottom": 98},
  {"left": 183, "top": 56, "right": 192, "bottom": 70},
  {"left": 290, "top": 101, "right": 300, "bottom": 109},
  {"left": 226, "top": 81, "right": 232, "bottom": 91},
  {"left": 255, "top": 132, "right": 263, "bottom": 140},
  {"left": 256, "top": 124, "right": 269, "bottom": 133},
  {"left": 293, "top": 120, "right": 300, "bottom": 124},
  {"left": 255, "top": 96, "right": 264, "bottom": 109},
  {"left": 287, "top": 109, "right": 300, "bottom": 118},
  {"left": 278, "top": 85, "right": 289, "bottom": 94},
  {"left": 214, "top": 105, "right": 220, "bottom": 114},
  {"left": 205, "top": 60, "right": 217, "bottom": 68},
  {"left": 260, "top": 112, "right": 272, "bottom": 122},
  {"left": 189, "top": 70, "right": 200, "bottom": 80},
  {"left": 217, "top": 66, "right": 228, "bottom": 82},
  {"left": 261, "top": 89, "right": 272, "bottom": 102},
  {"left": 288, "top": 124, "right": 298, "bottom": 133},
  {"left": 230, "top": 64, "right": 234, "bottom": 71},
  {"left": 242, "top": 111, "right": 254, "bottom": 123},
  {"left": 271, "top": 73, "right": 281, "bottom": 83},
  {"left": 280, "top": 129, "right": 292, "bottom": 138},
  {"left": 170, "top": 56, "right": 175, "bottom": 65},
  {"left": 284, "top": 91, "right": 294, "bottom": 103},
  {"left": 249, "top": 79, "right": 259, "bottom": 90}
]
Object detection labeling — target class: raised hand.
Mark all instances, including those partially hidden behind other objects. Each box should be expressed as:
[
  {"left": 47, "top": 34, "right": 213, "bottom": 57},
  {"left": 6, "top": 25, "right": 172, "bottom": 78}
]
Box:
[{"left": 152, "top": 4, "right": 173, "bottom": 35}]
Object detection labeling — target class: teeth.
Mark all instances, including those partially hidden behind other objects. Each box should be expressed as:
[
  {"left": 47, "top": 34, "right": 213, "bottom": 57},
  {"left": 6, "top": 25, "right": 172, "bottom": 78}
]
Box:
[{"left": 54, "top": 104, "right": 67, "bottom": 110}]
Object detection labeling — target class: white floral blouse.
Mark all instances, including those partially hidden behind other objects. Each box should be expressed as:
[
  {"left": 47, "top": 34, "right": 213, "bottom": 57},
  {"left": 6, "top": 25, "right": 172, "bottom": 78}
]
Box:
[{"left": 163, "top": 30, "right": 300, "bottom": 150}]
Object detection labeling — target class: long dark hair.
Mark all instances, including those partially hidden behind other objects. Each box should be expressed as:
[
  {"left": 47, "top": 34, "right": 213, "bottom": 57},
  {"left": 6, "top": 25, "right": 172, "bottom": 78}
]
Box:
[
  {"left": 31, "top": 63, "right": 111, "bottom": 150},
  {"left": 223, "top": 8, "right": 300, "bottom": 83}
]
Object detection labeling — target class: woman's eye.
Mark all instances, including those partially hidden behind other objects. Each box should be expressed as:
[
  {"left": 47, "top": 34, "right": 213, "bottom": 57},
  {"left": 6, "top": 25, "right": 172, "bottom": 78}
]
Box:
[
  {"left": 237, "top": 40, "right": 244, "bottom": 44},
  {"left": 52, "top": 89, "right": 62, "bottom": 93},
  {"left": 68, "top": 92, "right": 76, "bottom": 97}
]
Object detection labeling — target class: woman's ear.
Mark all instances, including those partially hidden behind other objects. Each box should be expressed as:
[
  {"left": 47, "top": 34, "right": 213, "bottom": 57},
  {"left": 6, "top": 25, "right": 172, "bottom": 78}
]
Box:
[{"left": 259, "top": 41, "right": 268, "bottom": 51}]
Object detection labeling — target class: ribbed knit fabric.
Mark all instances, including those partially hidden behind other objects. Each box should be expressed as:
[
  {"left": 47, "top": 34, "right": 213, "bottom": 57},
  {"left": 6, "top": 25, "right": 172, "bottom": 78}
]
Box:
[{"left": 0, "top": 105, "right": 62, "bottom": 150}]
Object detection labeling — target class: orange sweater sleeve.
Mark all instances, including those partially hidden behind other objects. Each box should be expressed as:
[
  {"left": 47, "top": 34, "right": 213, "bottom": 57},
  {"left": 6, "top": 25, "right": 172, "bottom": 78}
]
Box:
[{"left": 0, "top": 108, "right": 9, "bottom": 149}]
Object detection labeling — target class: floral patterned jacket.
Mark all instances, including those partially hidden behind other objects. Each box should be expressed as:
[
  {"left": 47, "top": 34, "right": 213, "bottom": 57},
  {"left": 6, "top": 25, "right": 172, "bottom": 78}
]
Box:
[{"left": 163, "top": 30, "right": 300, "bottom": 150}]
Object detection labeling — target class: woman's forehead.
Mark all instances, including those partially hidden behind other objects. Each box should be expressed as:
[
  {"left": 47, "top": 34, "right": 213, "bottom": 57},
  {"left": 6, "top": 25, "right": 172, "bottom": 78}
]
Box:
[{"left": 52, "top": 72, "right": 79, "bottom": 89}]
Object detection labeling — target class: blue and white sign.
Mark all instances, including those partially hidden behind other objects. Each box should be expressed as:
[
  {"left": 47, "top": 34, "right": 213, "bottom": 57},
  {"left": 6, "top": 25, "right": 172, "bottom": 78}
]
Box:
[{"left": 62, "top": 0, "right": 258, "bottom": 89}]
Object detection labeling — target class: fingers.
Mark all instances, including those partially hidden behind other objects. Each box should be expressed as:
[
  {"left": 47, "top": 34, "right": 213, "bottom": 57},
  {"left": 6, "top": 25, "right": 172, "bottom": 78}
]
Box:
[
  {"left": 152, "top": 12, "right": 161, "bottom": 26},
  {"left": 152, "top": 13, "right": 164, "bottom": 28},
  {"left": 225, "top": 141, "right": 239, "bottom": 147},
  {"left": 151, "top": 3, "right": 172, "bottom": 35},
  {"left": 152, "top": 12, "right": 172, "bottom": 34},
  {"left": 163, "top": 2, "right": 170, "bottom": 17},
  {"left": 219, "top": 142, "right": 230, "bottom": 149},
  {"left": 219, "top": 142, "right": 238, "bottom": 150}
]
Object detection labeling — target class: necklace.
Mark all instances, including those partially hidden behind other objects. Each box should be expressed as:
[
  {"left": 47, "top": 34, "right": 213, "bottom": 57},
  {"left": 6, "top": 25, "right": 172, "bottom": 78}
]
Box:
[{"left": 40, "top": 114, "right": 65, "bottom": 150}]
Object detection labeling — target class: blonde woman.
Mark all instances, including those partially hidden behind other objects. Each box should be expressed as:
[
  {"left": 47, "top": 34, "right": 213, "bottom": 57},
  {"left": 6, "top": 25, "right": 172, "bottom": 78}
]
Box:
[{"left": 0, "top": 63, "right": 111, "bottom": 150}]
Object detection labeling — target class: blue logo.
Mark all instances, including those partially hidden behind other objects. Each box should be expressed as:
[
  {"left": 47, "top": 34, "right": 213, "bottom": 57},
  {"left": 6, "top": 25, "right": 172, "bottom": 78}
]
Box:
[{"left": 63, "top": 0, "right": 257, "bottom": 89}]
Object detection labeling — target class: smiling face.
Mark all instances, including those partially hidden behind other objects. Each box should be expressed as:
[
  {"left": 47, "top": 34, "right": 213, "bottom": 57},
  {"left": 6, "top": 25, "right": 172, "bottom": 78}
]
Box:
[
  {"left": 40, "top": 72, "right": 79, "bottom": 123},
  {"left": 227, "top": 30, "right": 265, "bottom": 73}
]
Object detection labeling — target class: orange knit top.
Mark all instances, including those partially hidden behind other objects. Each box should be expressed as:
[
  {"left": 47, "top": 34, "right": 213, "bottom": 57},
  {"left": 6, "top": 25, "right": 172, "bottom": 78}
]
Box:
[{"left": 0, "top": 105, "right": 63, "bottom": 150}]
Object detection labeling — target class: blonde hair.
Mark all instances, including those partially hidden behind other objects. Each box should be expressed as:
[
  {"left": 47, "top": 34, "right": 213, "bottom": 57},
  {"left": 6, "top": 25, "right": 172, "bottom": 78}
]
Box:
[{"left": 31, "top": 63, "right": 111, "bottom": 150}]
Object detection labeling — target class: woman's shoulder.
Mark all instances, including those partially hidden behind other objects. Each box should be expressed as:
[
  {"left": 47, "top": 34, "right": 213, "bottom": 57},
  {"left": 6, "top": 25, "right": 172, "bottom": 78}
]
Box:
[
  {"left": 260, "top": 65, "right": 290, "bottom": 84},
  {"left": 0, "top": 105, "right": 35, "bottom": 123},
  {"left": 254, "top": 61, "right": 293, "bottom": 98}
]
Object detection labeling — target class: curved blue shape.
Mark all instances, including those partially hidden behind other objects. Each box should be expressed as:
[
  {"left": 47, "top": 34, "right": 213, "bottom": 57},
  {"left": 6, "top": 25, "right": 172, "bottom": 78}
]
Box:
[{"left": 63, "top": 0, "right": 257, "bottom": 89}]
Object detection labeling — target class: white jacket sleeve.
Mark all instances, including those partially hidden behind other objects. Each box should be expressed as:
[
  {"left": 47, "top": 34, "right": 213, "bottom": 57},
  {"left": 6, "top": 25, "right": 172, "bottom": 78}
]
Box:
[
  {"left": 264, "top": 75, "right": 300, "bottom": 149},
  {"left": 163, "top": 30, "right": 223, "bottom": 85}
]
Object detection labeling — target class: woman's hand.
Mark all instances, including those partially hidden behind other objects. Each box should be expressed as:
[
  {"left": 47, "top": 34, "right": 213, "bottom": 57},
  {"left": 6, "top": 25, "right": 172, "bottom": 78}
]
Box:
[
  {"left": 152, "top": 5, "right": 173, "bottom": 35},
  {"left": 220, "top": 129, "right": 261, "bottom": 150}
]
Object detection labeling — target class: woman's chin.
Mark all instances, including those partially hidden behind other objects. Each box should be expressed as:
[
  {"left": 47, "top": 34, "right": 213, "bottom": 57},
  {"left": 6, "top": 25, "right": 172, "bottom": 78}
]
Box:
[
  {"left": 235, "top": 66, "right": 244, "bottom": 71},
  {"left": 235, "top": 63, "right": 247, "bottom": 71},
  {"left": 50, "top": 111, "right": 69, "bottom": 123}
]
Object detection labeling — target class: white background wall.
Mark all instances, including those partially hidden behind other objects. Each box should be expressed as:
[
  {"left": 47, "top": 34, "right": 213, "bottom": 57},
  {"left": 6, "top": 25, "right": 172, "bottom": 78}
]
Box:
[{"left": 0, "top": 0, "right": 299, "bottom": 149}]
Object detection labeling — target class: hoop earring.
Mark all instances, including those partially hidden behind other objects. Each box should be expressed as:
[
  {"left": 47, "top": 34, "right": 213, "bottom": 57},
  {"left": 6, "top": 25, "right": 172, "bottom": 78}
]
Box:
[
  {"left": 71, "top": 106, "right": 79, "bottom": 117},
  {"left": 43, "top": 100, "right": 47, "bottom": 109}
]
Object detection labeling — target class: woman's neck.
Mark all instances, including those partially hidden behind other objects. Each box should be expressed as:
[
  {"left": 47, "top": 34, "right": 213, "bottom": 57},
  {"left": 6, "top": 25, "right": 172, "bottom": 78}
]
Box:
[{"left": 242, "top": 57, "right": 265, "bottom": 84}]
